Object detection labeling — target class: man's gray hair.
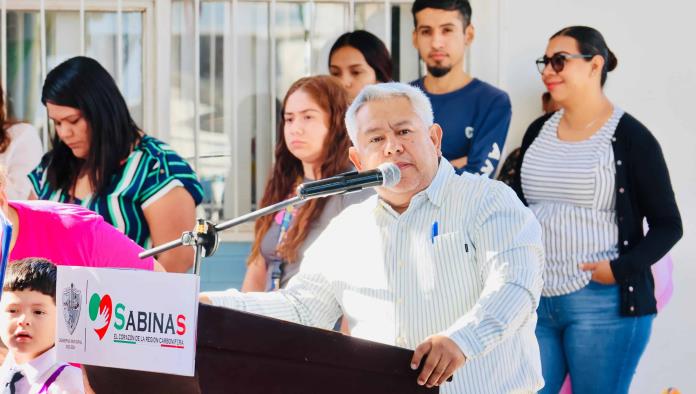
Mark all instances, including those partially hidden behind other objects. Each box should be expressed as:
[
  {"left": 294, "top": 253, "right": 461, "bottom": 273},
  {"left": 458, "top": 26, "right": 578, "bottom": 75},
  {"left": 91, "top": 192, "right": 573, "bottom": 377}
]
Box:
[{"left": 345, "top": 82, "right": 434, "bottom": 145}]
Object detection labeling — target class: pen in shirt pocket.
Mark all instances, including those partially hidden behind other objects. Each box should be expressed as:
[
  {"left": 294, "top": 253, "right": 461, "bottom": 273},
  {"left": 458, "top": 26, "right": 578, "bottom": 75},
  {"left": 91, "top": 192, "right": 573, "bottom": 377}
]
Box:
[{"left": 431, "top": 221, "right": 471, "bottom": 252}]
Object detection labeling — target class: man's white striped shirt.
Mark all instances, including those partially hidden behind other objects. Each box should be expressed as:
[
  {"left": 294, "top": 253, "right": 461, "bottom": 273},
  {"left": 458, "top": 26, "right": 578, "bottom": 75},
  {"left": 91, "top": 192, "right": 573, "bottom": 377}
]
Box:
[{"left": 207, "top": 160, "right": 545, "bottom": 393}]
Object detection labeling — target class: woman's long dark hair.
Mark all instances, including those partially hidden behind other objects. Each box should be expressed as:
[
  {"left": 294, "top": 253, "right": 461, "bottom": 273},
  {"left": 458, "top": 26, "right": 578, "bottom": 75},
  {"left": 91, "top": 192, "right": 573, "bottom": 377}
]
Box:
[
  {"left": 329, "top": 30, "right": 393, "bottom": 83},
  {"left": 551, "top": 26, "right": 618, "bottom": 87},
  {"left": 41, "top": 56, "right": 141, "bottom": 196},
  {"left": 248, "top": 76, "right": 352, "bottom": 265}
]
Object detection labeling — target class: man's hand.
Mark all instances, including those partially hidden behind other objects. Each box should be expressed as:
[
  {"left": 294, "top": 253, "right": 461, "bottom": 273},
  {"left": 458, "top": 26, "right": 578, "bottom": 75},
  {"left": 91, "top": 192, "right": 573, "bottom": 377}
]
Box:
[
  {"left": 410, "top": 335, "right": 466, "bottom": 388},
  {"left": 579, "top": 259, "right": 616, "bottom": 284},
  {"left": 199, "top": 294, "right": 212, "bottom": 304}
]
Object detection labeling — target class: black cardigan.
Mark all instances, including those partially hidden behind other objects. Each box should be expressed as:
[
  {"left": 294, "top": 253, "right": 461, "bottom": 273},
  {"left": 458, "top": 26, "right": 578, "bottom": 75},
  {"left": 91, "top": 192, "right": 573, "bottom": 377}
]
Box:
[{"left": 511, "top": 112, "right": 683, "bottom": 316}]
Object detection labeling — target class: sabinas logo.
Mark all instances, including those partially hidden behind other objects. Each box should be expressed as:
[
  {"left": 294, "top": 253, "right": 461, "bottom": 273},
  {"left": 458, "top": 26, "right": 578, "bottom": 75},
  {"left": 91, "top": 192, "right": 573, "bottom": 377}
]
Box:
[
  {"left": 89, "top": 293, "right": 112, "bottom": 340},
  {"left": 88, "top": 293, "right": 187, "bottom": 341}
]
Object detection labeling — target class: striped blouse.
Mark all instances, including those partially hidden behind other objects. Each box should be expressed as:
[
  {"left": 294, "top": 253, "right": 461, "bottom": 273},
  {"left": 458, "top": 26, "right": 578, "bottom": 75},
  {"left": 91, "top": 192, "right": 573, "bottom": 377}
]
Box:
[
  {"left": 205, "top": 159, "right": 545, "bottom": 393},
  {"left": 29, "top": 135, "right": 204, "bottom": 248},
  {"left": 521, "top": 107, "right": 623, "bottom": 296}
]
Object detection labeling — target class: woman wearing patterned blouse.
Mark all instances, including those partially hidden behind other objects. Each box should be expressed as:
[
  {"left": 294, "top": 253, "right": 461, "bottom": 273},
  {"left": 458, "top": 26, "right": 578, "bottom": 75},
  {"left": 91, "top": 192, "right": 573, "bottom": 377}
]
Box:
[
  {"left": 512, "top": 27, "right": 682, "bottom": 393},
  {"left": 29, "top": 56, "right": 203, "bottom": 273}
]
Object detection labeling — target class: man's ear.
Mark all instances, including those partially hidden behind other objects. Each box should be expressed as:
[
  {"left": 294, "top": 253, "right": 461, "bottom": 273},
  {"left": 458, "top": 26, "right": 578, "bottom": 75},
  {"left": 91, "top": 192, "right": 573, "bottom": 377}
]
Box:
[
  {"left": 429, "top": 123, "right": 443, "bottom": 157},
  {"left": 464, "top": 24, "right": 475, "bottom": 46},
  {"left": 348, "top": 146, "right": 364, "bottom": 171}
]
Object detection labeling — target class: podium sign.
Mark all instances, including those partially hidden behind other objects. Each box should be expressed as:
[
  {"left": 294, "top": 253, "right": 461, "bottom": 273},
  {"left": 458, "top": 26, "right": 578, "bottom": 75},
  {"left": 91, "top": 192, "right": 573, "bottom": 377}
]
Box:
[{"left": 56, "top": 267, "right": 200, "bottom": 376}]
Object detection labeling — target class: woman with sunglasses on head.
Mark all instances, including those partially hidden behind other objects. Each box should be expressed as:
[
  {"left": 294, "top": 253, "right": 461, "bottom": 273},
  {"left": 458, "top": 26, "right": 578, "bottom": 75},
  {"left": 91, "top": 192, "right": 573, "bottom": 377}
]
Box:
[
  {"left": 328, "top": 30, "right": 393, "bottom": 102},
  {"left": 29, "top": 56, "right": 204, "bottom": 273},
  {"left": 241, "top": 75, "right": 370, "bottom": 292},
  {"left": 511, "top": 26, "right": 682, "bottom": 394}
]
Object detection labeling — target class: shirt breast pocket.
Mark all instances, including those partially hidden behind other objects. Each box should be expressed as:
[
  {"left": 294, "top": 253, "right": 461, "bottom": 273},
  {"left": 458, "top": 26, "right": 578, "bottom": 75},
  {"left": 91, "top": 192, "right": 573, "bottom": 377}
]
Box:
[
  {"left": 432, "top": 231, "right": 477, "bottom": 285},
  {"left": 433, "top": 231, "right": 474, "bottom": 265}
]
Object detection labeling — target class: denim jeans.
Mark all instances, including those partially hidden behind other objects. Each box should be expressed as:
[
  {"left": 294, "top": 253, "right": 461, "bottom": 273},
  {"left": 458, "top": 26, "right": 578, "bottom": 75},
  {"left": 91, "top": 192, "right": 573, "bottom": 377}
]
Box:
[{"left": 536, "top": 281, "right": 654, "bottom": 394}]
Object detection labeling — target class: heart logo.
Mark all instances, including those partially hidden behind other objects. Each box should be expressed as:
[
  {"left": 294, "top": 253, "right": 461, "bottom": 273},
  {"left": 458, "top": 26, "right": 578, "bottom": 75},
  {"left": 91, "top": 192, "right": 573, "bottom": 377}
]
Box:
[{"left": 88, "top": 293, "right": 113, "bottom": 340}]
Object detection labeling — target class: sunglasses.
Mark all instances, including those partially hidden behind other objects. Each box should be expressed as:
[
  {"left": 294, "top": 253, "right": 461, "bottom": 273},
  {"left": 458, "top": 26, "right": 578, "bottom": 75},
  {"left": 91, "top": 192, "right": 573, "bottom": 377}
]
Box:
[{"left": 535, "top": 53, "right": 593, "bottom": 74}]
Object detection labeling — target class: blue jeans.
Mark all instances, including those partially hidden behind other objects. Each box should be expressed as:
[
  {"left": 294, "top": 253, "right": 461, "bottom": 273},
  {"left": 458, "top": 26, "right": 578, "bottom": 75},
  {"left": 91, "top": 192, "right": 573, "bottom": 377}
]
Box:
[{"left": 536, "top": 281, "right": 654, "bottom": 394}]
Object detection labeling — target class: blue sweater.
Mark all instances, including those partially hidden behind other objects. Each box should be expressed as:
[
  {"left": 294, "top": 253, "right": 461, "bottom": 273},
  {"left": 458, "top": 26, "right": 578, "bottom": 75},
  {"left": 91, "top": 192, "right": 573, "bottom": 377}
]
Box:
[{"left": 411, "top": 78, "right": 512, "bottom": 177}]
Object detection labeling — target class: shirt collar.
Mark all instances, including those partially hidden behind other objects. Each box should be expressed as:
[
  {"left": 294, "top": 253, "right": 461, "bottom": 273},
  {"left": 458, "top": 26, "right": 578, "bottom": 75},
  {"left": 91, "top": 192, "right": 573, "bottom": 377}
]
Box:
[
  {"left": 422, "top": 158, "right": 455, "bottom": 208},
  {"left": 374, "top": 158, "right": 455, "bottom": 218},
  {"left": 13, "top": 346, "right": 57, "bottom": 384}
]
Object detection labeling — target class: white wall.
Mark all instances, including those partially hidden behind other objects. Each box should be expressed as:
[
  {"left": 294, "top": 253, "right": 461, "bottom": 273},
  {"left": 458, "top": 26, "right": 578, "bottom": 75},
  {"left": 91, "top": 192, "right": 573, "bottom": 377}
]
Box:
[{"left": 468, "top": 0, "right": 696, "bottom": 392}]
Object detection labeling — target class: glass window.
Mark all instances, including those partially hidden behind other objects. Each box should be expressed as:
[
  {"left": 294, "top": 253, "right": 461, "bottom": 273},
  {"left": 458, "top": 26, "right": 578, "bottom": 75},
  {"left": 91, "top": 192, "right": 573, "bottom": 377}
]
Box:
[
  {"left": 274, "top": 3, "right": 307, "bottom": 100},
  {"left": 198, "top": 0, "right": 229, "bottom": 220},
  {"left": 5, "top": 11, "right": 43, "bottom": 127},
  {"left": 200, "top": 1, "right": 225, "bottom": 136},
  {"left": 354, "top": 3, "right": 420, "bottom": 83},
  {"left": 311, "top": 3, "right": 349, "bottom": 74},
  {"left": 46, "top": 11, "right": 80, "bottom": 71},
  {"left": 170, "top": 0, "right": 196, "bottom": 161},
  {"left": 85, "top": 12, "right": 144, "bottom": 127},
  {"left": 4, "top": 9, "right": 144, "bottom": 139},
  {"left": 355, "top": 3, "right": 388, "bottom": 44},
  {"left": 395, "top": 3, "right": 420, "bottom": 82},
  {"left": 237, "top": 2, "right": 272, "bottom": 212}
]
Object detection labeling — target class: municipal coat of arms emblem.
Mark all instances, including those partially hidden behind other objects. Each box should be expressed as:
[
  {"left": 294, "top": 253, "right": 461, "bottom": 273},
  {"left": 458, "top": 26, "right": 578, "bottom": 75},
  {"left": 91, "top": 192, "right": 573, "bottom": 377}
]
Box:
[{"left": 63, "top": 283, "right": 81, "bottom": 335}]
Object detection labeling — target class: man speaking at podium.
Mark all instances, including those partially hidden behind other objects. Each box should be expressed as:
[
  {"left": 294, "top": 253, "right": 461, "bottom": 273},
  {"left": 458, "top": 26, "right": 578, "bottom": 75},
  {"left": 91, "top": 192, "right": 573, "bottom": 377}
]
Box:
[{"left": 201, "top": 83, "right": 544, "bottom": 393}]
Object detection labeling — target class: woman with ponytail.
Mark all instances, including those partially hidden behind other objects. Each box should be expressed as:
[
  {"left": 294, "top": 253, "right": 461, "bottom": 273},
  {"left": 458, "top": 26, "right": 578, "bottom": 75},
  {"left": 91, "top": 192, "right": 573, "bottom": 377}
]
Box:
[
  {"left": 241, "top": 76, "right": 370, "bottom": 292},
  {"left": 511, "top": 26, "right": 682, "bottom": 393}
]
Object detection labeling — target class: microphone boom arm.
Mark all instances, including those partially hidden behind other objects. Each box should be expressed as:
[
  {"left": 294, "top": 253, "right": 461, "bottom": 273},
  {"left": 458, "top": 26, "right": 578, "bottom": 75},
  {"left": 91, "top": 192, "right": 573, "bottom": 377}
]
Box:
[
  {"left": 139, "top": 196, "right": 302, "bottom": 275},
  {"left": 139, "top": 162, "right": 398, "bottom": 276}
]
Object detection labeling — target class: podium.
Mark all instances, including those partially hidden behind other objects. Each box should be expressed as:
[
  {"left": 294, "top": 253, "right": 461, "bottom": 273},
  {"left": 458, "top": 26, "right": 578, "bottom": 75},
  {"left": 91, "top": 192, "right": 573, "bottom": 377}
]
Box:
[{"left": 84, "top": 303, "right": 438, "bottom": 393}]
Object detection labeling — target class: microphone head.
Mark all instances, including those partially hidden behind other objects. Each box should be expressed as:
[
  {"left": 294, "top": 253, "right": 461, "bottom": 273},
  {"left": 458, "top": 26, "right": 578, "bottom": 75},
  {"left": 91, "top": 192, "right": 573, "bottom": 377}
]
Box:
[{"left": 377, "top": 162, "right": 401, "bottom": 187}]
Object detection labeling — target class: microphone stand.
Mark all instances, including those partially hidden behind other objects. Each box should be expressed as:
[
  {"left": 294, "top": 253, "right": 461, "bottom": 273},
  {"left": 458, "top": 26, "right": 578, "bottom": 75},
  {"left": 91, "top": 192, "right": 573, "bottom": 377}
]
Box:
[
  {"left": 138, "top": 162, "right": 398, "bottom": 275},
  {"left": 139, "top": 196, "right": 302, "bottom": 276}
]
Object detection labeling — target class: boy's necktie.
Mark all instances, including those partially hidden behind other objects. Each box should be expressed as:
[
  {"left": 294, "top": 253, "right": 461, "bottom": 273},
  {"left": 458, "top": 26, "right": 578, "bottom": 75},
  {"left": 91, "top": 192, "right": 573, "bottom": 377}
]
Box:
[{"left": 2, "top": 370, "right": 23, "bottom": 394}]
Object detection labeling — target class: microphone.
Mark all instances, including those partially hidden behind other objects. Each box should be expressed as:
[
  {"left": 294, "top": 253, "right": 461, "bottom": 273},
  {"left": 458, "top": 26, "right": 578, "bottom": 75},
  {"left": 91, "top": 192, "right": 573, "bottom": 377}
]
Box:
[{"left": 296, "top": 162, "right": 401, "bottom": 200}]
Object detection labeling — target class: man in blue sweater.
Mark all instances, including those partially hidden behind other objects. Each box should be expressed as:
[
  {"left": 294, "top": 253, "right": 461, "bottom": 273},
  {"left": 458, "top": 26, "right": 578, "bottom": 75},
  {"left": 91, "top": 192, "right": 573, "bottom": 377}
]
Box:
[{"left": 410, "top": 0, "right": 511, "bottom": 177}]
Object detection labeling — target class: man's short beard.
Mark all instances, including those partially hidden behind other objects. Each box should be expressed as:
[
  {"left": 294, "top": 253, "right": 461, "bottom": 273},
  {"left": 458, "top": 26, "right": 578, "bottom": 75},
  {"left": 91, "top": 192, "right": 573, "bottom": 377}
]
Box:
[{"left": 427, "top": 65, "right": 451, "bottom": 78}]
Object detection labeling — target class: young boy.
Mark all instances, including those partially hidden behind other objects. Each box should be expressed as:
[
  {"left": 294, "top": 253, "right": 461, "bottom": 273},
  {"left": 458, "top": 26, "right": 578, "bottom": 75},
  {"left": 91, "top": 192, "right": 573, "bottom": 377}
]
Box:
[{"left": 0, "top": 258, "right": 84, "bottom": 393}]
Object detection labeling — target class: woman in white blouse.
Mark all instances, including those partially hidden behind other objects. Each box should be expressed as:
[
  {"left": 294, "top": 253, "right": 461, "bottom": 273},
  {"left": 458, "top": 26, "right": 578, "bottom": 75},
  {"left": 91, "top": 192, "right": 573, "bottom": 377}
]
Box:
[{"left": 0, "top": 85, "right": 43, "bottom": 199}]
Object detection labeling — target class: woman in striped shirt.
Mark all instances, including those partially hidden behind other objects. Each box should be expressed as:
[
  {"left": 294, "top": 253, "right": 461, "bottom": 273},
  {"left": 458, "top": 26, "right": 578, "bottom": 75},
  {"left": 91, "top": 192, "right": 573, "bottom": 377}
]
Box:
[
  {"left": 29, "top": 56, "right": 204, "bottom": 273},
  {"left": 512, "top": 26, "right": 682, "bottom": 393}
]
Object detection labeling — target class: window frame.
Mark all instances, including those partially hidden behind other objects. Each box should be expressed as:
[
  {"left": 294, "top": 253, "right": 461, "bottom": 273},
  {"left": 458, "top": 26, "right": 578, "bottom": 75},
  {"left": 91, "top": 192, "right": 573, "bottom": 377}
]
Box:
[{"left": 1, "top": 0, "right": 156, "bottom": 146}]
